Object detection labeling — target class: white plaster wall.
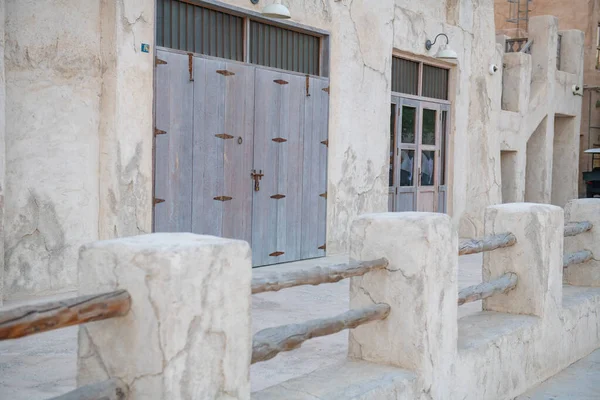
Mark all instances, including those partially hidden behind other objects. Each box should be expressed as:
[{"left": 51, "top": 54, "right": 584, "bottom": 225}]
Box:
[
  {"left": 496, "top": 18, "right": 584, "bottom": 209},
  {"left": 0, "top": 0, "right": 5, "bottom": 304},
  {"left": 4, "top": 0, "right": 102, "bottom": 298},
  {"left": 98, "top": 0, "right": 154, "bottom": 242}
]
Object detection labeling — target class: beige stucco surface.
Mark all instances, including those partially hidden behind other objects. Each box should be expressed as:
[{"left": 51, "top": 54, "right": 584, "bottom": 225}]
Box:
[
  {"left": 0, "top": 0, "right": 585, "bottom": 300},
  {"left": 2, "top": 0, "right": 154, "bottom": 299},
  {"left": 0, "top": 253, "right": 484, "bottom": 399},
  {"left": 77, "top": 233, "right": 252, "bottom": 399},
  {"left": 4, "top": 0, "right": 102, "bottom": 299}
]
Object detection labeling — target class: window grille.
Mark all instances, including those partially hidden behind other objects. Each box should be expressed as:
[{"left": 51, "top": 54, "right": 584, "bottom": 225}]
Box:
[
  {"left": 391, "top": 57, "right": 419, "bottom": 95},
  {"left": 157, "top": 0, "right": 244, "bottom": 61},
  {"left": 249, "top": 21, "right": 320, "bottom": 75},
  {"left": 392, "top": 57, "right": 449, "bottom": 101},
  {"left": 422, "top": 65, "right": 449, "bottom": 100}
]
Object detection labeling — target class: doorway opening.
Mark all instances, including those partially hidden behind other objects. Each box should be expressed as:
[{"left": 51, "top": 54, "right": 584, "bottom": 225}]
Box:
[
  {"left": 388, "top": 56, "right": 451, "bottom": 212},
  {"left": 153, "top": 0, "right": 330, "bottom": 267}
]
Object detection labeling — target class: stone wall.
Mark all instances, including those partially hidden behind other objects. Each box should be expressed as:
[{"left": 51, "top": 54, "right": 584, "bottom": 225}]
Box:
[
  {"left": 497, "top": 17, "right": 583, "bottom": 209},
  {"left": 73, "top": 202, "right": 600, "bottom": 399},
  {"left": 0, "top": 0, "right": 5, "bottom": 306},
  {"left": 0, "top": 0, "right": 584, "bottom": 299},
  {"left": 4, "top": 0, "right": 102, "bottom": 299},
  {"left": 2, "top": 0, "right": 155, "bottom": 300},
  {"left": 253, "top": 202, "right": 600, "bottom": 399}
]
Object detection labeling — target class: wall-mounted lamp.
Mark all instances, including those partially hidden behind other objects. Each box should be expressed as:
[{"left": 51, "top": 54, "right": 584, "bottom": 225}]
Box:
[
  {"left": 425, "top": 33, "right": 458, "bottom": 60},
  {"left": 262, "top": 0, "right": 291, "bottom": 19}
]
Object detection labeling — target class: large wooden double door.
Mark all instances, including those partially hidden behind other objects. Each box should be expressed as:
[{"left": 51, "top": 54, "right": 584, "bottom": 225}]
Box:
[
  {"left": 389, "top": 96, "right": 449, "bottom": 213},
  {"left": 154, "top": 49, "right": 328, "bottom": 266}
]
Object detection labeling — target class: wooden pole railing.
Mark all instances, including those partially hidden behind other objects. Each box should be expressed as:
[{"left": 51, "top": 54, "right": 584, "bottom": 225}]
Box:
[
  {"left": 564, "top": 221, "right": 593, "bottom": 237},
  {"left": 457, "top": 273, "right": 518, "bottom": 306},
  {"left": 251, "top": 303, "right": 390, "bottom": 364},
  {"left": 563, "top": 250, "right": 593, "bottom": 269},
  {"left": 0, "top": 290, "right": 131, "bottom": 340},
  {"left": 459, "top": 233, "right": 517, "bottom": 256},
  {"left": 49, "top": 378, "right": 128, "bottom": 400},
  {"left": 252, "top": 258, "right": 388, "bottom": 294}
]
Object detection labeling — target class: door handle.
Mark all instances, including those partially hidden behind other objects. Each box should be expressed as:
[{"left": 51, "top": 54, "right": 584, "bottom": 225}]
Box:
[{"left": 251, "top": 170, "right": 264, "bottom": 192}]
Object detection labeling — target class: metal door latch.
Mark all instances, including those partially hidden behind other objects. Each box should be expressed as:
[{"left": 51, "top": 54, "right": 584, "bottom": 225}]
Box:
[{"left": 251, "top": 170, "right": 264, "bottom": 192}]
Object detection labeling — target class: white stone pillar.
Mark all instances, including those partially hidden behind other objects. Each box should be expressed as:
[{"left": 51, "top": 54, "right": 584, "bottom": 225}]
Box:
[
  {"left": 501, "top": 52, "right": 532, "bottom": 113},
  {"left": 77, "top": 233, "right": 252, "bottom": 400},
  {"left": 483, "top": 203, "right": 563, "bottom": 318},
  {"left": 564, "top": 199, "right": 600, "bottom": 286},
  {"left": 348, "top": 212, "right": 457, "bottom": 398}
]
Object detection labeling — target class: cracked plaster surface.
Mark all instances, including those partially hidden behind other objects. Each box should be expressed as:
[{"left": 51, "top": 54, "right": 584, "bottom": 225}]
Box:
[
  {"left": 77, "top": 233, "right": 252, "bottom": 400},
  {"left": 3, "top": 0, "right": 102, "bottom": 299}
]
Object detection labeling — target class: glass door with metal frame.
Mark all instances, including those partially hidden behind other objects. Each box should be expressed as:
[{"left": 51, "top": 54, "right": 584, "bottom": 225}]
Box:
[{"left": 389, "top": 96, "right": 447, "bottom": 213}]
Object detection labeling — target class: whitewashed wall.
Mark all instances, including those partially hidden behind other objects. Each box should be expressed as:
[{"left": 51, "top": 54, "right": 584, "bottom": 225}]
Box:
[{"left": 0, "top": 0, "right": 582, "bottom": 298}]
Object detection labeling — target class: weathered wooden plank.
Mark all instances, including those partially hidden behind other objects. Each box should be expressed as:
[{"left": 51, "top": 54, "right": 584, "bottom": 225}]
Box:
[
  {"left": 251, "top": 303, "right": 390, "bottom": 364},
  {"left": 153, "top": 49, "right": 171, "bottom": 232},
  {"left": 300, "top": 74, "right": 319, "bottom": 258},
  {"left": 458, "top": 232, "right": 517, "bottom": 256},
  {"left": 276, "top": 73, "right": 305, "bottom": 263},
  {"left": 155, "top": 50, "right": 194, "bottom": 233},
  {"left": 563, "top": 250, "right": 593, "bottom": 268},
  {"left": 316, "top": 77, "right": 329, "bottom": 258},
  {"left": 457, "top": 273, "right": 518, "bottom": 306},
  {"left": 192, "top": 57, "right": 225, "bottom": 236},
  {"left": 252, "top": 258, "right": 388, "bottom": 294},
  {"left": 48, "top": 378, "right": 128, "bottom": 400},
  {"left": 0, "top": 290, "right": 130, "bottom": 340},
  {"left": 564, "top": 221, "right": 593, "bottom": 237},
  {"left": 252, "top": 68, "right": 281, "bottom": 266},
  {"left": 222, "top": 62, "right": 254, "bottom": 244}
]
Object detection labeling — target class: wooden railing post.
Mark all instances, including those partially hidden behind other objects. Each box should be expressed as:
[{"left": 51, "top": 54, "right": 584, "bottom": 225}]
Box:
[
  {"left": 483, "top": 204, "right": 563, "bottom": 318},
  {"left": 564, "top": 199, "right": 600, "bottom": 286},
  {"left": 77, "top": 233, "right": 252, "bottom": 400},
  {"left": 348, "top": 212, "right": 458, "bottom": 398}
]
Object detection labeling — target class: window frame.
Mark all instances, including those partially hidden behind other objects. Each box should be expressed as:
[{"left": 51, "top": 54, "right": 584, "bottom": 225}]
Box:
[{"left": 391, "top": 56, "right": 452, "bottom": 104}]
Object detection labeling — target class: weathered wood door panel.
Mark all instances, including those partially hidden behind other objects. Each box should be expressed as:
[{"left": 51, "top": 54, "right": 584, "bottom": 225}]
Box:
[
  {"left": 155, "top": 50, "right": 328, "bottom": 267},
  {"left": 190, "top": 58, "right": 254, "bottom": 242},
  {"left": 252, "top": 70, "right": 306, "bottom": 265},
  {"left": 301, "top": 76, "right": 328, "bottom": 259},
  {"left": 154, "top": 50, "right": 194, "bottom": 232},
  {"left": 191, "top": 57, "right": 226, "bottom": 237}
]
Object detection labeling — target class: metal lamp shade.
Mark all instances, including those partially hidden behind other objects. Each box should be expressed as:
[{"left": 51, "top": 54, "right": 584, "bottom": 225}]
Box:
[
  {"left": 436, "top": 44, "right": 458, "bottom": 60},
  {"left": 262, "top": 2, "right": 291, "bottom": 19}
]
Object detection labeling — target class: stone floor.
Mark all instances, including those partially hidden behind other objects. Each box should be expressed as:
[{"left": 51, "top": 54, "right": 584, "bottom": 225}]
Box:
[
  {"left": 516, "top": 349, "right": 600, "bottom": 399},
  {"left": 0, "top": 253, "right": 598, "bottom": 398}
]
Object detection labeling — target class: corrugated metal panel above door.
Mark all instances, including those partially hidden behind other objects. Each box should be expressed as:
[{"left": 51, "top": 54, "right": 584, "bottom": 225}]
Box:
[
  {"left": 392, "top": 57, "right": 419, "bottom": 95},
  {"left": 422, "top": 64, "right": 449, "bottom": 100},
  {"left": 157, "top": 0, "right": 244, "bottom": 61},
  {"left": 249, "top": 21, "right": 320, "bottom": 76}
]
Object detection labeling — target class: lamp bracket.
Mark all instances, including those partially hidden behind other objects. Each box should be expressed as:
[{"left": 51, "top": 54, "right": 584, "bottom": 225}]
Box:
[{"left": 426, "top": 33, "right": 450, "bottom": 51}]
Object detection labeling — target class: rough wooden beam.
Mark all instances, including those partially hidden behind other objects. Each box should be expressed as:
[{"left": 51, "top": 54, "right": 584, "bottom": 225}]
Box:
[
  {"left": 251, "top": 258, "right": 388, "bottom": 294},
  {"left": 459, "top": 233, "right": 517, "bottom": 256},
  {"left": 49, "top": 378, "right": 128, "bottom": 400},
  {"left": 563, "top": 250, "right": 593, "bottom": 268},
  {"left": 0, "top": 290, "right": 131, "bottom": 340},
  {"left": 564, "top": 221, "right": 593, "bottom": 237},
  {"left": 251, "top": 303, "right": 390, "bottom": 364},
  {"left": 457, "top": 272, "right": 518, "bottom": 306}
]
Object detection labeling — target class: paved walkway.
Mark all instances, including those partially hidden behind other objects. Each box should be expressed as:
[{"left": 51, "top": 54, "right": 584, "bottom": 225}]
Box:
[
  {"left": 517, "top": 349, "right": 600, "bottom": 399},
  {"left": 1, "top": 253, "right": 598, "bottom": 398}
]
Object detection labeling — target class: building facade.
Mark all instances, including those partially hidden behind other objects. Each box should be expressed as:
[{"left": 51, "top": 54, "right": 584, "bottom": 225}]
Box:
[
  {"left": 0, "top": 0, "right": 584, "bottom": 300},
  {"left": 495, "top": 0, "right": 600, "bottom": 197}
]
